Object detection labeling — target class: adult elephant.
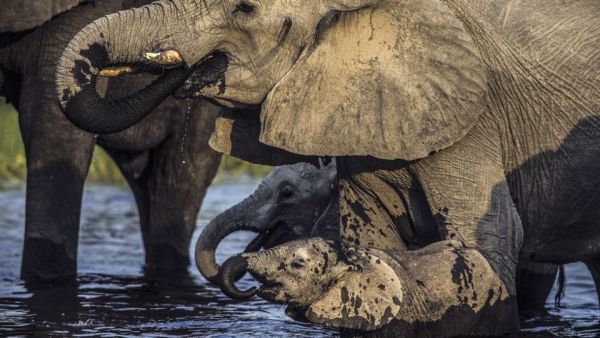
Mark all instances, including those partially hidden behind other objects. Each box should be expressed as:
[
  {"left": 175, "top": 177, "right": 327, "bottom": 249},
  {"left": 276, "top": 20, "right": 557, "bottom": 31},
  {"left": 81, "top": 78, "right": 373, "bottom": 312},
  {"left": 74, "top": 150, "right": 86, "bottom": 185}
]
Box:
[
  {"left": 0, "top": 0, "right": 224, "bottom": 284},
  {"left": 55, "top": 0, "right": 600, "bottom": 335}
]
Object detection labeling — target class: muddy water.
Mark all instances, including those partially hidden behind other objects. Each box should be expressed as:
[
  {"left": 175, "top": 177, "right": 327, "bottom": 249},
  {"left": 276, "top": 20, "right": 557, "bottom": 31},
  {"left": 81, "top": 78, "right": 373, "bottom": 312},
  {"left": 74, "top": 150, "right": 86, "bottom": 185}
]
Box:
[{"left": 0, "top": 180, "right": 598, "bottom": 337}]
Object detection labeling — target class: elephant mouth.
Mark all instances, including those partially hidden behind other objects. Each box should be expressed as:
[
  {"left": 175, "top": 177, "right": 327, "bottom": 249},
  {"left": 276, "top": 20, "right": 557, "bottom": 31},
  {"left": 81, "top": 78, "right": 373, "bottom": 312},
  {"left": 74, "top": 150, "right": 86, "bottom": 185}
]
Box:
[
  {"left": 174, "top": 51, "right": 230, "bottom": 99},
  {"left": 243, "top": 221, "right": 293, "bottom": 253},
  {"left": 257, "top": 281, "right": 284, "bottom": 302},
  {"left": 285, "top": 305, "right": 310, "bottom": 322}
]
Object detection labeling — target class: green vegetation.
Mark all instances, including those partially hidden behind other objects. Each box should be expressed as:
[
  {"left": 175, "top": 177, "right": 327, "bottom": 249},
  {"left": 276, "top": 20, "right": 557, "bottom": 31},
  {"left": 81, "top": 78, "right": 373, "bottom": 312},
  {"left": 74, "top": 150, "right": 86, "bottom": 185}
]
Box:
[{"left": 0, "top": 98, "right": 270, "bottom": 184}]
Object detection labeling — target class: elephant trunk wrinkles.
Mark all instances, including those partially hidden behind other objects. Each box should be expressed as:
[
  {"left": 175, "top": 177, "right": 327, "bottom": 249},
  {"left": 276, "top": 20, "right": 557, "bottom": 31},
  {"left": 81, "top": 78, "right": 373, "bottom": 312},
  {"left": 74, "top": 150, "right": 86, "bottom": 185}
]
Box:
[
  {"left": 218, "top": 254, "right": 257, "bottom": 299},
  {"left": 55, "top": 1, "right": 189, "bottom": 134},
  {"left": 195, "top": 187, "right": 268, "bottom": 284}
]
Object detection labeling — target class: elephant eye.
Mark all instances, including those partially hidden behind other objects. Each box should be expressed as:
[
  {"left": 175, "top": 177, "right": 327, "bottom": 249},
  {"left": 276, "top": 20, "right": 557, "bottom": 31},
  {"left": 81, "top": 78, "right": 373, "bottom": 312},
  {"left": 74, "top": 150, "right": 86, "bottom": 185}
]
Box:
[
  {"left": 280, "top": 185, "right": 294, "bottom": 199},
  {"left": 233, "top": 1, "right": 255, "bottom": 14},
  {"left": 291, "top": 259, "right": 305, "bottom": 269}
]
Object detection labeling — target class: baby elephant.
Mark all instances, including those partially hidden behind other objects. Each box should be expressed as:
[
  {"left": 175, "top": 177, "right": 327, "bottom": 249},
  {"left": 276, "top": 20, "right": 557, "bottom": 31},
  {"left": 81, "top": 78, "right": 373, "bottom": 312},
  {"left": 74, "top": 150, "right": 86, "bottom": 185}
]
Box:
[
  {"left": 219, "top": 238, "right": 517, "bottom": 338},
  {"left": 195, "top": 161, "right": 338, "bottom": 284}
]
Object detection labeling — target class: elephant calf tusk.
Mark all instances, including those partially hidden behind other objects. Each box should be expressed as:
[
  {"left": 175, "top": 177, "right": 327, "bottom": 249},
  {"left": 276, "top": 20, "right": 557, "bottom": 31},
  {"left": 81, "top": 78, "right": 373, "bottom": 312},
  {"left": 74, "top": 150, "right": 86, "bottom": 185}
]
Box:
[
  {"left": 98, "top": 66, "right": 134, "bottom": 77},
  {"left": 143, "top": 50, "right": 183, "bottom": 66}
]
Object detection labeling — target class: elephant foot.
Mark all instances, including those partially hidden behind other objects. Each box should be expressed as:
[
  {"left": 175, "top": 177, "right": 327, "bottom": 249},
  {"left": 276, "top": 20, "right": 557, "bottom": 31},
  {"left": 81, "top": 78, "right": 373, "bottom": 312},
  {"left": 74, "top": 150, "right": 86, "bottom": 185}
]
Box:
[
  {"left": 144, "top": 243, "right": 190, "bottom": 277},
  {"left": 516, "top": 263, "right": 559, "bottom": 313},
  {"left": 21, "top": 237, "right": 77, "bottom": 286}
]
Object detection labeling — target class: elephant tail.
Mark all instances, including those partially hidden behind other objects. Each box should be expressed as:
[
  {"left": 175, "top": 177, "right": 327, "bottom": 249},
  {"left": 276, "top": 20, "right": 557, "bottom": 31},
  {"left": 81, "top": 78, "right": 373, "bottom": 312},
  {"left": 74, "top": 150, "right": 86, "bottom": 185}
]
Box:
[{"left": 554, "top": 265, "right": 566, "bottom": 308}]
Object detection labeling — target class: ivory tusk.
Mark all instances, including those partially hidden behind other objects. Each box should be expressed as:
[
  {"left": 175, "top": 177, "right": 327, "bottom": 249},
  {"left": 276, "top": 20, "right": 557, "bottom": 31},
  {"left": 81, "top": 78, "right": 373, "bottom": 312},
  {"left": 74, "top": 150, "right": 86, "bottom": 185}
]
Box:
[
  {"left": 143, "top": 50, "right": 183, "bottom": 66},
  {"left": 98, "top": 66, "right": 134, "bottom": 77}
]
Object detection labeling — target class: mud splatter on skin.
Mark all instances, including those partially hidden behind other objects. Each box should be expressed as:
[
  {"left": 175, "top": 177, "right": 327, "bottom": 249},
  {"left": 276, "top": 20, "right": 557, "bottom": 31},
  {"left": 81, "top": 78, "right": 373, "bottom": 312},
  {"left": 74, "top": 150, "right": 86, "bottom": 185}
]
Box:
[
  {"left": 451, "top": 248, "right": 476, "bottom": 306},
  {"left": 177, "top": 52, "right": 229, "bottom": 97},
  {"left": 61, "top": 42, "right": 110, "bottom": 104}
]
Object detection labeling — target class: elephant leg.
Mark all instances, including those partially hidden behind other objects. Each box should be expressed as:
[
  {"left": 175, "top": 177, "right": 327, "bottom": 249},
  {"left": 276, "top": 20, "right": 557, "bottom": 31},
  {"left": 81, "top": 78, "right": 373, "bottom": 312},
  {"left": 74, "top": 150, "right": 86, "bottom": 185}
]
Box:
[
  {"left": 336, "top": 163, "right": 413, "bottom": 252},
  {"left": 516, "top": 262, "right": 559, "bottom": 312},
  {"left": 337, "top": 121, "right": 521, "bottom": 334},
  {"left": 106, "top": 98, "right": 221, "bottom": 274},
  {"left": 585, "top": 260, "right": 600, "bottom": 306},
  {"left": 18, "top": 75, "right": 95, "bottom": 283}
]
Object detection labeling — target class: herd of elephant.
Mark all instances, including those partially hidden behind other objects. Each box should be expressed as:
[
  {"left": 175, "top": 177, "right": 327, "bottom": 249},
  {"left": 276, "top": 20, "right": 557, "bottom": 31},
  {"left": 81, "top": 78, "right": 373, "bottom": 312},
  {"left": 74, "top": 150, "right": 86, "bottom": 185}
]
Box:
[{"left": 2, "top": 0, "right": 600, "bottom": 337}]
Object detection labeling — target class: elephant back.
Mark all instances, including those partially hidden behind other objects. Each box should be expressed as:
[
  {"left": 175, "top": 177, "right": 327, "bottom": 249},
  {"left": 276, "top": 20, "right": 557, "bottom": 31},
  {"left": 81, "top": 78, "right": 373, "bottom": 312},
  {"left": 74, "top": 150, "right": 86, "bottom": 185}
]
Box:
[{"left": 470, "top": 0, "right": 600, "bottom": 105}]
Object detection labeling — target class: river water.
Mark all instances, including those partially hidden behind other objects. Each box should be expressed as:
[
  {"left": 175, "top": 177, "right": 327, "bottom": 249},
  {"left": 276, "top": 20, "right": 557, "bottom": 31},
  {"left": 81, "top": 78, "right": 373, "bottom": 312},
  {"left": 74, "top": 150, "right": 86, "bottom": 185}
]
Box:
[{"left": 0, "top": 180, "right": 598, "bottom": 337}]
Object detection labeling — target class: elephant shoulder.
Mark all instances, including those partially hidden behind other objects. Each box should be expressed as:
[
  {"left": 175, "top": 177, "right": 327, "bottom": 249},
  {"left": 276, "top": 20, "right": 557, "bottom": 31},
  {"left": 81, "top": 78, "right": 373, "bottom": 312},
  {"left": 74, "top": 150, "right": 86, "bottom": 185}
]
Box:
[{"left": 0, "top": 0, "right": 82, "bottom": 33}]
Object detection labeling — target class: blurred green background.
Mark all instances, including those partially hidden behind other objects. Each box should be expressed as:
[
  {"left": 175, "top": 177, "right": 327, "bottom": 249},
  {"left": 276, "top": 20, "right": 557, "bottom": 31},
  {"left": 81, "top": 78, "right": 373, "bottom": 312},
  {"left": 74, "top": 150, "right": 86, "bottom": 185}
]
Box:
[{"left": 0, "top": 98, "right": 270, "bottom": 185}]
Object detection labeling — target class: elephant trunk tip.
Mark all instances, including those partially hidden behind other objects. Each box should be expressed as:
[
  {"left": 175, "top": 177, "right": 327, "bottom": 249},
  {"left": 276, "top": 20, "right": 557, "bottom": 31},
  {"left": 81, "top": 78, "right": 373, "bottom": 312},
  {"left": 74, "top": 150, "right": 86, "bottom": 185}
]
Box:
[
  {"left": 218, "top": 255, "right": 257, "bottom": 299},
  {"left": 195, "top": 239, "right": 221, "bottom": 284}
]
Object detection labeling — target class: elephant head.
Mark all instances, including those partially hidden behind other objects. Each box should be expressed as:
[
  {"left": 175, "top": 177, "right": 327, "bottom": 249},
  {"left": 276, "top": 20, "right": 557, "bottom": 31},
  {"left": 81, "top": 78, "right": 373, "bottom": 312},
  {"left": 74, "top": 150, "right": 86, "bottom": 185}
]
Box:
[
  {"left": 56, "top": 0, "right": 488, "bottom": 160},
  {"left": 195, "top": 161, "right": 338, "bottom": 284},
  {"left": 219, "top": 238, "right": 404, "bottom": 331}
]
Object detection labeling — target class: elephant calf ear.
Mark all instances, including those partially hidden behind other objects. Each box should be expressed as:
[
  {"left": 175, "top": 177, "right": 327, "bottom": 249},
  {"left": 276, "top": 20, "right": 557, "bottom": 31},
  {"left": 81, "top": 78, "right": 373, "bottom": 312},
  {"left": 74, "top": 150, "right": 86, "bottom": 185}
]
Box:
[
  {"left": 261, "top": 1, "right": 488, "bottom": 161},
  {"left": 305, "top": 254, "right": 403, "bottom": 331}
]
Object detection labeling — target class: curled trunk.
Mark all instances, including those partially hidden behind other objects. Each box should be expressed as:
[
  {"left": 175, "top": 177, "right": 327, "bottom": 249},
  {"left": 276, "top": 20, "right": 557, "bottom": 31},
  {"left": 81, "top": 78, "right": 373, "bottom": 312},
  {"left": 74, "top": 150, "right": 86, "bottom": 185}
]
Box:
[
  {"left": 218, "top": 254, "right": 256, "bottom": 299},
  {"left": 55, "top": 1, "right": 189, "bottom": 134},
  {"left": 195, "top": 189, "right": 267, "bottom": 284}
]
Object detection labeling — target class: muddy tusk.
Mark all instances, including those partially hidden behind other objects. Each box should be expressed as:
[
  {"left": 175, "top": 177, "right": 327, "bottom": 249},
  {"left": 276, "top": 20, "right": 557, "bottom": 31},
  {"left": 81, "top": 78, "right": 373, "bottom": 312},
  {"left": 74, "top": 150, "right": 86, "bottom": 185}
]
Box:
[
  {"left": 143, "top": 50, "right": 183, "bottom": 66},
  {"left": 98, "top": 66, "right": 134, "bottom": 77}
]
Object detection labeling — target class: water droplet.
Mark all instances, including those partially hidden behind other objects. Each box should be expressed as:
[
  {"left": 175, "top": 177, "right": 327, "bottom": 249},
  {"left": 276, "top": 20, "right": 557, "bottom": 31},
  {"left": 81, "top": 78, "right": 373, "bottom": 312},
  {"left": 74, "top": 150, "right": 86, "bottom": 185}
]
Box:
[{"left": 178, "top": 98, "right": 193, "bottom": 167}]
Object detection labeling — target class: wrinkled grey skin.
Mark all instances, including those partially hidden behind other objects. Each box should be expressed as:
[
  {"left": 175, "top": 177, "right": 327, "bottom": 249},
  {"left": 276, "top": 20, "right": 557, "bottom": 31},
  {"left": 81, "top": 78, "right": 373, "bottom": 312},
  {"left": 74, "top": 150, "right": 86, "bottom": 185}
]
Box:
[
  {"left": 0, "top": 0, "right": 222, "bottom": 283},
  {"left": 196, "top": 161, "right": 338, "bottom": 284},
  {"left": 55, "top": 0, "right": 600, "bottom": 335},
  {"left": 220, "top": 239, "right": 517, "bottom": 337}
]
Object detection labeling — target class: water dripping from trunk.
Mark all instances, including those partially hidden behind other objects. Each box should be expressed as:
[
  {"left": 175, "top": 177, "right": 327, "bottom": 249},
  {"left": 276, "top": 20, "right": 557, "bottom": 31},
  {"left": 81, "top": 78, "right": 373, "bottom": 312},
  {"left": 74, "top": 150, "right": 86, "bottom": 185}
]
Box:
[{"left": 179, "top": 98, "right": 193, "bottom": 166}]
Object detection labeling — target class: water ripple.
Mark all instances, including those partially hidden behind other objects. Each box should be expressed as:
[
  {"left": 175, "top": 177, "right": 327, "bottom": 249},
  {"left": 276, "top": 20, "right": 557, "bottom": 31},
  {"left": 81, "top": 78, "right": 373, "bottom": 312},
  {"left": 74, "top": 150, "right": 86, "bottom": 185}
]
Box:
[{"left": 0, "top": 182, "right": 597, "bottom": 336}]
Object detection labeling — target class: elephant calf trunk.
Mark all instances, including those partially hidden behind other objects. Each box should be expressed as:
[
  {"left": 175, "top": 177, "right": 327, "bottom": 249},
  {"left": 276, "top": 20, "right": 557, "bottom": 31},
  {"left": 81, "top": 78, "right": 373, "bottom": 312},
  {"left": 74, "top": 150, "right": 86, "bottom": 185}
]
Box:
[{"left": 218, "top": 255, "right": 257, "bottom": 299}]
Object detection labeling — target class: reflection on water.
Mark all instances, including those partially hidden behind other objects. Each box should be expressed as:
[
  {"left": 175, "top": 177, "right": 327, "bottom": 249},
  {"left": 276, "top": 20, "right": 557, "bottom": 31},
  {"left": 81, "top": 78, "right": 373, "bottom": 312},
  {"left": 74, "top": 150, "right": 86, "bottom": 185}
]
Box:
[
  {"left": 0, "top": 181, "right": 335, "bottom": 337},
  {"left": 0, "top": 181, "right": 597, "bottom": 336}
]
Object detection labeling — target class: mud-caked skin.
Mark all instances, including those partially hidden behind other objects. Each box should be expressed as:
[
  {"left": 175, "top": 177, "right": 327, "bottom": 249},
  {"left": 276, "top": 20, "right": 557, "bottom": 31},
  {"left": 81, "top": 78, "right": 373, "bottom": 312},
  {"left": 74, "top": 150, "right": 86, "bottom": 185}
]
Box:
[
  {"left": 56, "top": 0, "right": 600, "bottom": 335},
  {"left": 195, "top": 161, "right": 339, "bottom": 284},
  {"left": 220, "top": 238, "right": 518, "bottom": 337},
  {"left": 0, "top": 0, "right": 222, "bottom": 283}
]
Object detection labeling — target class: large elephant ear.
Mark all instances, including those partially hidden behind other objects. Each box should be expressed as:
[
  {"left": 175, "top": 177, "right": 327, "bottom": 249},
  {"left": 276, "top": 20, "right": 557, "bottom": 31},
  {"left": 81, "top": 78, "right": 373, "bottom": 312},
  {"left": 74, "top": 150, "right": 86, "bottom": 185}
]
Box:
[
  {"left": 0, "top": 0, "right": 81, "bottom": 32},
  {"left": 305, "top": 252, "right": 403, "bottom": 331},
  {"left": 261, "top": 0, "right": 488, "bottom": 160}
]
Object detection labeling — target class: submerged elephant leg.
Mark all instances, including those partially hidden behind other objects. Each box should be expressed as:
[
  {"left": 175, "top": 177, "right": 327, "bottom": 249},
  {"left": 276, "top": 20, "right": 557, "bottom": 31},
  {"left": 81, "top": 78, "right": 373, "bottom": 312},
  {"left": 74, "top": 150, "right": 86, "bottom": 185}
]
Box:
[
  {"left": 584, "top": 260, "right": 600, "bottom": 307},
  {"left": 516, "top": 262, "right": 559, "bottom": 311},
  {"left": 19, "top": 75, "right": 95, "bottom": 283},
  {"left": 107, "top": 98, "right": 221, "bottom": 274}
]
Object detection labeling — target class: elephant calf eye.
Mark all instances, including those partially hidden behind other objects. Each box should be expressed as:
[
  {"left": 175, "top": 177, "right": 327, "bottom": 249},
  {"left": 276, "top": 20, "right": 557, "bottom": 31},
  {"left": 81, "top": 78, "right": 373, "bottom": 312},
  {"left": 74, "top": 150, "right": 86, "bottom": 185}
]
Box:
[
  {"left": 291, "top": 259, "right": 305, "bottom": 269},
  {"left": 280, "top": 185, "right": 294, "bottom": 199},
  {"left": 234, "top": 1, "right": 255, "bottom": 14}
]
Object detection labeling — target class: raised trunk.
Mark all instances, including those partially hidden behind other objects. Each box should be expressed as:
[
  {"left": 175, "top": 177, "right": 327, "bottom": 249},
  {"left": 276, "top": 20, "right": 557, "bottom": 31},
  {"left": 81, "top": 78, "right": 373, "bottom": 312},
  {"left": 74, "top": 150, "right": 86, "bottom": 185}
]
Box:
[
  {"left": 195, "top": 190, "right": 266, "bottom": 284},
  {"left": 55, "top": 1, "right": 190, "bottom": 134}
]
